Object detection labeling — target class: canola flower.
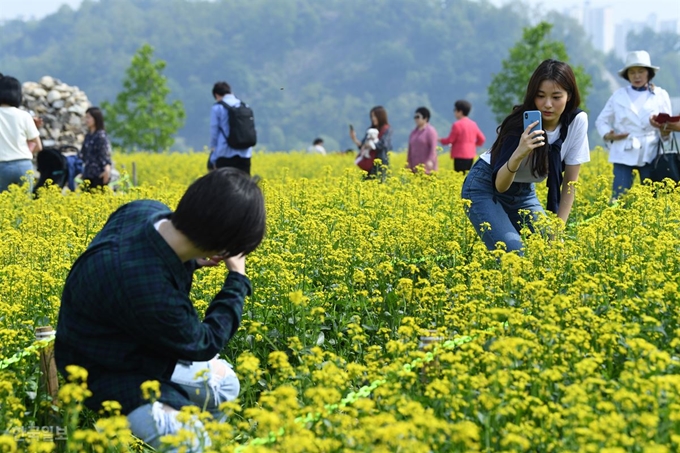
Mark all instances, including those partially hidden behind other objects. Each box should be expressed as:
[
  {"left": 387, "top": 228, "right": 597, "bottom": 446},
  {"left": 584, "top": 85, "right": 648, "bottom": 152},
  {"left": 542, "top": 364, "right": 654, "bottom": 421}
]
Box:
[{"left": 1, "top": 149, "right": 680, "bottom": 451}]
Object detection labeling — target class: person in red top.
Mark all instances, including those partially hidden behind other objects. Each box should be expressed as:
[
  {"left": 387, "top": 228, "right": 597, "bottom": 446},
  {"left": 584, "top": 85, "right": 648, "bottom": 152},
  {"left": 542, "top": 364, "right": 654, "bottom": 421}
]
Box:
[{"left": 439, "top": 100, "right": 486, "bottom": 173}]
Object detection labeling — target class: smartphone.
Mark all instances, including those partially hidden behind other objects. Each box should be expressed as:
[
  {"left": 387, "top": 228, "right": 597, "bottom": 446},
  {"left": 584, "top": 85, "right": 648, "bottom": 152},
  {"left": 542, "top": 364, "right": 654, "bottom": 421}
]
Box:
[
  {"left": 523, "top": 110, "right": 542, "bottom": 134},
  {"left": 349, "top": 124, "right": 354, "bottom": 132}
]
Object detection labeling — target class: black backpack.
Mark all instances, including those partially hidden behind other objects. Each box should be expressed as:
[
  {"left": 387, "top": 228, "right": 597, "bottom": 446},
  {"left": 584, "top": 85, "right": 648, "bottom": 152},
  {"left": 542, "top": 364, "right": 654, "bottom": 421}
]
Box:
[{"left": 218, "top": 100, "right": 257, "bottom": 150}]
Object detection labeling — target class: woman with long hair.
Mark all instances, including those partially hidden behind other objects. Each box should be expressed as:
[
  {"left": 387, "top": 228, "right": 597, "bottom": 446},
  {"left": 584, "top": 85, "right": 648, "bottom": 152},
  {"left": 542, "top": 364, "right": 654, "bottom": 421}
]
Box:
[
  {"left": 461, "top": 59, "right": 590, "bottom": 252},
  {"left": 79, "top": 106, "right": 112, "bottom": 189},
  {"left": 349, "top": 105, "right": 392, "bottom": 179}
]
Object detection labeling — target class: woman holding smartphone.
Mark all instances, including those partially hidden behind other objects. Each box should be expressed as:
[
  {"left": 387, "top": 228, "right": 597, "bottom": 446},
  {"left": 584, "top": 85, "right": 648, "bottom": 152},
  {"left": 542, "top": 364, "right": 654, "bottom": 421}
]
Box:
[
  {"left": 461, "top": 59, "right": 590, "bottom": 253},
  {"left": 349, "top": 106, "right": 392, "bottom": 179}
]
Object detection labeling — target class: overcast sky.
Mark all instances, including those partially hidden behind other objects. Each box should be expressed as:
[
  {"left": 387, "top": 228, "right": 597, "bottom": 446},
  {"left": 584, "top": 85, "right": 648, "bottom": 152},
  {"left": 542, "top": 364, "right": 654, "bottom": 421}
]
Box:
[{"left": 0, "top": 0, "right": 678, "bottom": 23}]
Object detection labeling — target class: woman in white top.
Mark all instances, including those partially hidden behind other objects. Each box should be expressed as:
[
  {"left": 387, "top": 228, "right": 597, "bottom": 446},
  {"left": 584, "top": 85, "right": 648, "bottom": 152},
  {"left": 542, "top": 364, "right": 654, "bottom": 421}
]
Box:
[
  {"left": 595, "top": 50, "right": 672, "bottom": 199},
  {"left": 461, "top": 59, "right": 590, "bottom": 253},
  {"left": 0, "top": 75, "right": 42, "bottom": 192}
]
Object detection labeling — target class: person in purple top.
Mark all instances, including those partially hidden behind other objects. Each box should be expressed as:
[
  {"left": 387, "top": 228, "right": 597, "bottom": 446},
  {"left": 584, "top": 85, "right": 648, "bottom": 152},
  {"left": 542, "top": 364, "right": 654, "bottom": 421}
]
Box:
[{"left": 407, "top": 107, "right": 438, "bottom": 174}]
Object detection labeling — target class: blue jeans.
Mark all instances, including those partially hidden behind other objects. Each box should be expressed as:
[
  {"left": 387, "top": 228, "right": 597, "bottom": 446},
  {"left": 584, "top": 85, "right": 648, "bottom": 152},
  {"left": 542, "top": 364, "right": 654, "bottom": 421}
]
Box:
[
  {"left": 612, "top": 163, "right": 642, "bottom": 199},
  {"left": 461, "top": 160, "right": 545, "bottom": 252},
  {"left": 0, "top": 159, "right": 33, "bottom": 192},
  {"left": 127, "top": 358, "right": 239, "bottom": 452}
]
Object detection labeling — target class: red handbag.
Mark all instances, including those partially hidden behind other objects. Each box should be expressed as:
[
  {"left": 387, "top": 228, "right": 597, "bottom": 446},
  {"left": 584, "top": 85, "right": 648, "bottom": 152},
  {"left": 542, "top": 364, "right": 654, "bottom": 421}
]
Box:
[{"left": 355, "top": 149, "right": 376, "bottom": 171}]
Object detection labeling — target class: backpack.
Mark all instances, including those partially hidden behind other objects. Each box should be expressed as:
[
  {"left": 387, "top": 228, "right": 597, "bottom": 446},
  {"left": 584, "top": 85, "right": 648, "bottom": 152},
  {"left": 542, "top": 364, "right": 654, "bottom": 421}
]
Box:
[{"left": 218, "top": 100, "right": 257, "bottom": 150}]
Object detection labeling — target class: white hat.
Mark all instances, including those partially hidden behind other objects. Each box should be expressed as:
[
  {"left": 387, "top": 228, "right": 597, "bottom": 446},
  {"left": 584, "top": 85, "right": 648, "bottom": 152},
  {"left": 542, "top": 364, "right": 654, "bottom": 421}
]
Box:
[{"left": 618, "top": 50, "right": 660, "bottom": 79}]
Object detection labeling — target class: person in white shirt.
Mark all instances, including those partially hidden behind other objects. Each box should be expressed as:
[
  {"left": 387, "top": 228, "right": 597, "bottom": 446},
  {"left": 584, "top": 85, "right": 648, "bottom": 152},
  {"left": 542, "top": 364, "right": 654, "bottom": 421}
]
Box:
[
  {"left": 0, "top": 75, "right": 43, "bottom": 192},
  {"left": 596, "top": 50, "right": 672, "bottom": 199},
  {"left": 307, "top": 137, "right": 326, "bottom": 155}
]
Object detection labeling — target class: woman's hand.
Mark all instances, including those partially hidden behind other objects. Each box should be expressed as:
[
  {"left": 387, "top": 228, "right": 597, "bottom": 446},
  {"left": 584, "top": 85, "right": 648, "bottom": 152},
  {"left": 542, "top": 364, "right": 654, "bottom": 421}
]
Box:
[
  {"left": 603, "top": 129, "right": 629, "bottom": 142},
  {"left": 197, "top": 253, "right": 246, "bottom": 275},
  {"left": 99, "top": 165, "right": 111, "bottom": 184},
  {"left": 224, "top": 254, "right": 246, "bottom": 275},
  {"left": 650, "top": 115, "right": 680, "bottom": 133},
  {"left": 349, "top": 127, "right": 361, "bottom": 147},
  {"left": 516, "top": 121, "right": 545, "bottom": 160}
]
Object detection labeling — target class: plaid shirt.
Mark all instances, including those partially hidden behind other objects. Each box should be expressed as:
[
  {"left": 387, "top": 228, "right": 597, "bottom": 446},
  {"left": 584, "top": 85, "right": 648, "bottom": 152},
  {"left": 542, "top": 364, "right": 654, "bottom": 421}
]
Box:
[{"left": 55, "top": 200, "right": 251, "bottom": 414}]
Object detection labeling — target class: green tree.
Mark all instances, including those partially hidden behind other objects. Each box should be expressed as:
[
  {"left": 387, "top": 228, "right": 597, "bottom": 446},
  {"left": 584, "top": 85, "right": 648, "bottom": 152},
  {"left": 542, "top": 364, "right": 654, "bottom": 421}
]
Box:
[
  {"left": 102, "top": 44, "right": 185, "bottom": 152},
  {"left": 487, "top": 22, "right": 592, "bottom": 124}
]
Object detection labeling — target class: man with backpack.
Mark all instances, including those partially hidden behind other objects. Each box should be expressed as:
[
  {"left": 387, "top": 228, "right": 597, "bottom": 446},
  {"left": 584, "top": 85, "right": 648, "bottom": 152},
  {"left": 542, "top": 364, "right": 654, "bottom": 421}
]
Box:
[{"left": 208, "top": 81, "right": 257, "bottom": 174}]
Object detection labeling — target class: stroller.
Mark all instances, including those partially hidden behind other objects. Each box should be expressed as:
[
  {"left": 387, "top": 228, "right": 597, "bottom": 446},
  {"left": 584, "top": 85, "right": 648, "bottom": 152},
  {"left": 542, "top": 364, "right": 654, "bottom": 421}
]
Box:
[{"left": 34, "top": 145, "right": 82, "bottom": 194}]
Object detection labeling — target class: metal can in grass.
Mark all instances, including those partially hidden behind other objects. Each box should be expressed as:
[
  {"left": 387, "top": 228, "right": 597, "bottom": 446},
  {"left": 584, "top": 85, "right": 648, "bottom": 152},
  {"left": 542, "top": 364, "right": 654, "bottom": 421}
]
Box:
[
  {"left": 418, "top": 330, "right": 444, "bottom": 350},
  {"left": 418, "top": 330, "right": 444, "bottom": 384}
]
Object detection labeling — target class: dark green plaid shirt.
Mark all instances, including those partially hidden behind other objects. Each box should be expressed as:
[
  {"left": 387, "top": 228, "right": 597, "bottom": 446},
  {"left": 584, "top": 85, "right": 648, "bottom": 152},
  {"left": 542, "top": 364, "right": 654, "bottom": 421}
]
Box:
[{"left": 55, "top": 200, "right": 251, "bottom": 414}]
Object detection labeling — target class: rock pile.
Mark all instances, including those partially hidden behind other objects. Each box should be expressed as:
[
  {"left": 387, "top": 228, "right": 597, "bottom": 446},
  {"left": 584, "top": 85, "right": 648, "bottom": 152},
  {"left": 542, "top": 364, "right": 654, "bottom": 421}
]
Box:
[{"left": 21, "top": 76, "right": 90, "bottom": 147}]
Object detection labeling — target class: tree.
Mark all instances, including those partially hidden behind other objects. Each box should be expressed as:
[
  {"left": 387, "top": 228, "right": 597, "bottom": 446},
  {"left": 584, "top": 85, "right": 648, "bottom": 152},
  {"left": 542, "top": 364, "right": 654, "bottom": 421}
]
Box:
[
  {"left": 487, "top": 22, "right": 592, "bottom": 124},
  {"left": 102, "top": 44, "right": 185, "bottom": 152}
]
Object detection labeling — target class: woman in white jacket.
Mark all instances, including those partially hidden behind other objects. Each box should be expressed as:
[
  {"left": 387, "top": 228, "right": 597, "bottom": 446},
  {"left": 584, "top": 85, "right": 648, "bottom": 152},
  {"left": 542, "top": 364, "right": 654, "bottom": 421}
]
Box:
[{"left": 596, "top": 50, "right": 672, "bottom": 199}]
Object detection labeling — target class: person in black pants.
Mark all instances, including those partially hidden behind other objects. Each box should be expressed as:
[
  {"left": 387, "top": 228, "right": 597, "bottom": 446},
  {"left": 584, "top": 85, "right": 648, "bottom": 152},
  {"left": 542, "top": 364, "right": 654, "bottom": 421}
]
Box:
[{"left": 208, "top": 81, "right": 253, "bottom": 175}]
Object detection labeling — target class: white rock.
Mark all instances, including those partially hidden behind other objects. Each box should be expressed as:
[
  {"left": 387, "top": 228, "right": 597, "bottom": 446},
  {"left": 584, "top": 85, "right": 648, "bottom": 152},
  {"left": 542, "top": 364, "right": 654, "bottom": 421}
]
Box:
[
  {"left": 52, "top": 100, "right": 65, "bottom": 109},
  {"left": 40, "top": 76, "right": 56, "bottom": 89},
  {"left": 68, "top": 105, "right": 86, "bottom": 115},
  {"left": 23, "top": 81, "right": 40, "bottom": 91},
  {"left": 31, "top": 87, "right": 48, "bottom": 98},
  {"left": 46, "top": 90, "right": 62, "bottom": 104}
]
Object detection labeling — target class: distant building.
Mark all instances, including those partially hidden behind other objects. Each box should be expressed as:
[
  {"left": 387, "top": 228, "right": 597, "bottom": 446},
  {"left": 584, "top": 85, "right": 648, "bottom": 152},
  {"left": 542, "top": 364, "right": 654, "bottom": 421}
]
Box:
[
  {"left": 614, "top": 21, "right": 644, "bottom": 58},
  {"left": 563, "top": 3, "right": 678, "bottom": 58},
  {"left": 659, "top": 19, "right": 680, "bottom": 34},
  {"left": 584, "top": 4, "right": 615, "bottom": 53}
]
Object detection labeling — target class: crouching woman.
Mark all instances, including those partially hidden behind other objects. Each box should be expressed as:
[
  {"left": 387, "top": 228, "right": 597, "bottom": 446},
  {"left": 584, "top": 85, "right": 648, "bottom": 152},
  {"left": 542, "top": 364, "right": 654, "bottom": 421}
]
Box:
[{"left": 461, "top": 59, "right": 590, "bottom": 252}]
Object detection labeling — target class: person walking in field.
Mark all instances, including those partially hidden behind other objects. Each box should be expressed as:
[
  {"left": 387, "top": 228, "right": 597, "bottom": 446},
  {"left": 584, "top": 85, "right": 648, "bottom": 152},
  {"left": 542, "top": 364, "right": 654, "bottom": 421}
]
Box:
[
  {"left": 208, "top": 81, "right": 257, "bottom": 175},
  {"left": 407, "top": 106, "right": 438, "bottom": 174},
  {"left": 349, "top": 105, "right": 392, "bottom": 179},
  {"left": 461, "top": 59, "right": 590, "bottom": 253},
  {"left": 79, "top": 106, "right": 112, "bottom": 189},
  {"left": 439, "top": 100, "right": 485, "bottom": 173},
  {"left": 307, "top": 137, "right": 327, "bottom": 155},
  {"left": 55, "top": 168, "right": 266, "bottom": 451},
  {"left": 0, "top": 75, "right": 43, "bottom": 192},
  {"left": 596, "top": 50, "right": 672, "bottom": 198}
]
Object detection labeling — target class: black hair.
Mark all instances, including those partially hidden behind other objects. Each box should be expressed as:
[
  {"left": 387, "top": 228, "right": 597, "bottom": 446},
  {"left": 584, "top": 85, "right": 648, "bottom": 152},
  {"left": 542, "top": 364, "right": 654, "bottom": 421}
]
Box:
[
  {"left": 454, "top": 100, "right": 472, "bottom": 116},
  {"left": 622, "top": 67, "right": 656, "bottom": 82},
  {"left": 0, "top": 76, "right": 22, "bottom": 107},
  {"left": 212, "top": 81, "right": 232, "bottom": 97},
  {"left": 86, "top": 107, "right": 105, "bottom": 131},
  {"left": 313, "top": 137, "right": 324, "bottom": 145},
  {"left": 172, "top": 168, "right": 266, "bottom": 255},
  {"left": 415, "top": 106, "right": 431, "bottom": 122},
  {"left": 491, "top": 59, "right": 581, "bottom": 178}
]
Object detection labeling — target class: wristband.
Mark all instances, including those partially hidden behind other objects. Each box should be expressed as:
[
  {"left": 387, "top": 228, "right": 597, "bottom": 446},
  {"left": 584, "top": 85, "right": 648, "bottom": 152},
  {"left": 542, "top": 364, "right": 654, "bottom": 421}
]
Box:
[{"left": 506, "top": 161, "right": 519, "bottom": 173}]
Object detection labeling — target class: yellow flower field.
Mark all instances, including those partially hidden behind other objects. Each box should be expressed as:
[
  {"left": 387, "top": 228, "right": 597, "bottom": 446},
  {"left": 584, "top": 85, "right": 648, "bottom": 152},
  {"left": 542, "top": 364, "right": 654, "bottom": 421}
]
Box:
[{"left": 2, "top": 149, "right": 680, "bottom": 452}]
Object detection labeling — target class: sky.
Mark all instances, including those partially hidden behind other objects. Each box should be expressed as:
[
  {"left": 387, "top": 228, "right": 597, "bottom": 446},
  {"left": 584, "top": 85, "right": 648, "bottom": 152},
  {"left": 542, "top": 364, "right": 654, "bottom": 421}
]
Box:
[
  {"left": 0, "top": 0, "right": 678, "bottom": 23},
  {"left": 490, "top": 0, "right": 680, "bottom": 24}
]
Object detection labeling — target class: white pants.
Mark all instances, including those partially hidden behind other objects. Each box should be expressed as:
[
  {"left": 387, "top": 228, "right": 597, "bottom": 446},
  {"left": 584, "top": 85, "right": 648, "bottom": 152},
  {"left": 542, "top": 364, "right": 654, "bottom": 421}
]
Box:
[{"left": 127, "top": 357, "right": 239, "bottom": 452}]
